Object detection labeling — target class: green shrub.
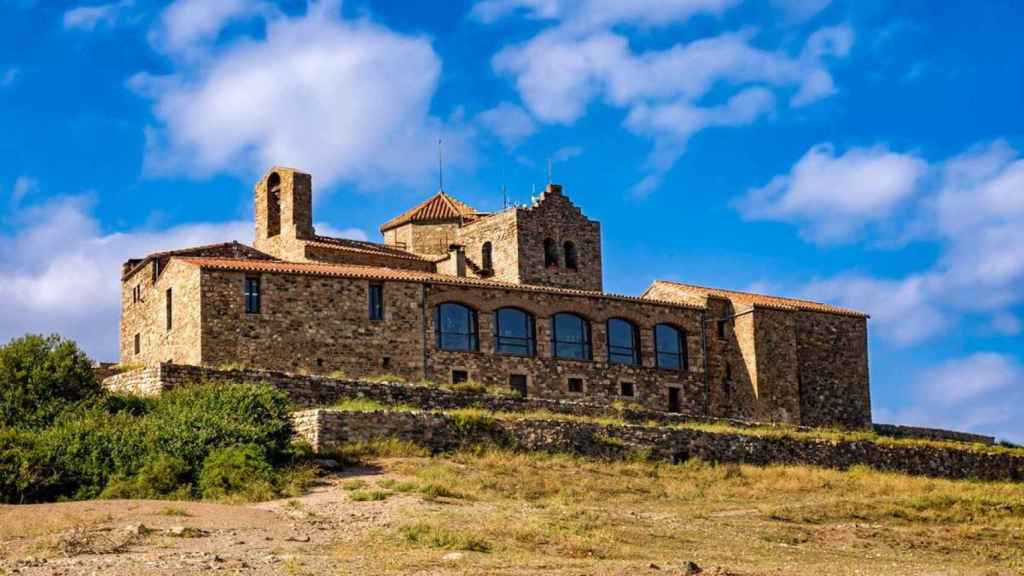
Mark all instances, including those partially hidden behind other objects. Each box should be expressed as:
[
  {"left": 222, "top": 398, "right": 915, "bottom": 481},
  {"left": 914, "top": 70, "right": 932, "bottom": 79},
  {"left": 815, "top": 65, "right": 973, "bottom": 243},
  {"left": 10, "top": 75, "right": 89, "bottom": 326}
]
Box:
[
  {"left": 100, "top": 453, "right": 192, "bottom": 500},
  {"left": 398, "top": 522, "right": 491, "bottom": 552},
  {"left": 0, "top": 334, "right": 100, "bottom": 430},
  {"left": 350, "top": 489, "right": 392, "bottom": 501},
  {"left": 199, "top": 444, "right": 276, "bottom": 501},
  {"left": 144, "top": 382, "right": 293, "bottom": 470},
  {"left": 0, "top": 428, "right": 56, "bottom": 504}
]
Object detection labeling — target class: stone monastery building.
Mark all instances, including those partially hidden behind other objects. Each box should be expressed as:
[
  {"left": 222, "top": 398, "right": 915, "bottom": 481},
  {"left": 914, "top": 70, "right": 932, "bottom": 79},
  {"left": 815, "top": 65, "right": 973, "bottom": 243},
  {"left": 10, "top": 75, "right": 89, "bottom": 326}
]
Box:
[{"left": 120, "top": 168, "right": 872, "bottom": 429}]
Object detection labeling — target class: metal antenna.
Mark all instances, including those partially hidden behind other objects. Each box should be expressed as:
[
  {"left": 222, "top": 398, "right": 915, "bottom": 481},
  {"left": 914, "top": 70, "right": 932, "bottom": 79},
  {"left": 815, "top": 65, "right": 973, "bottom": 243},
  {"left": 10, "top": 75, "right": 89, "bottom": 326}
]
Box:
[
  {"left": 547, "top": 157, "right": 552, "bottom": 184},
  {"left": 437, "top": 138, "right": 444, "bottom": 191}
]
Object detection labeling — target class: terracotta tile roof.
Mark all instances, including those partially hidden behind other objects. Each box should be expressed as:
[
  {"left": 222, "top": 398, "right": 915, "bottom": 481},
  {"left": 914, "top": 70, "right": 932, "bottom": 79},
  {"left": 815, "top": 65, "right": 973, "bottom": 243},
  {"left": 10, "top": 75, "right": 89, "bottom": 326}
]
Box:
[
  {"left": 177, "top": 257, "right": 704, "bottom": 311},
  {"left": 646, "top": 280, "right": 868, "bottom": 318},
  {"left": 304, "top": 235, "right": 429, "bottom": 262},
  {"left": 380, "top": 191, "right": 483, "bottom": 232},
  {"left": 122, "top": 241, "right": 273, "bottom": 280}
]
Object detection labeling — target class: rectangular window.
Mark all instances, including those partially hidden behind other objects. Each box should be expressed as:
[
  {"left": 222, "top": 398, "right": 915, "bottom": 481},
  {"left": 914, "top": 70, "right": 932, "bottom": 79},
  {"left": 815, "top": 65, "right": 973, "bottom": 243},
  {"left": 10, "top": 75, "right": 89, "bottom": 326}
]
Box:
[
  {"left": 369, "top": 283, "right": 384, "bottom": 321},
  {"left": 133, "top": 333, "right": 140, "bottom": 355},
  {"left": 716, "top": 320, "right": 727, "bottom": 339},
  {"left": 152, "top": 259, "right": 161, "bottom": 284},
  {"left": 509, "top": 374, "right": 528, "bottom": 398},
  {"left": 245, "top": 277, "right": 261, "bottom": 314},
  {"left": 165, "top": 288, "right": 172, "bottom": 331},
  {"left": 132, "top": 285, "right": 140, "bottom": 304},
  {"left": 451, "top": 369, "right": 469, "bottom": 385},
  {"left": 619, "top": 381, "right": 635, "bottom": 397},
  {"left": 567, "top": 377, "right": 584, "bottom": 394}
]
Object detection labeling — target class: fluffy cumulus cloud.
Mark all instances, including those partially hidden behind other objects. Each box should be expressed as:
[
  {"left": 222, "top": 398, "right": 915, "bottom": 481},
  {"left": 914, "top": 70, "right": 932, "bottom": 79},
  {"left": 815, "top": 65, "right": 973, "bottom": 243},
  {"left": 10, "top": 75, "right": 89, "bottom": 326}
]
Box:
[
  {"left": 737, "top": 143, "right": 927, "bottom": 244},
  {"left": 135, "top": 0, "right": 468, "bottom": 191},
  {"left": 63, "top": 0, "right": 133, "bottom": 31},
  {"left": 476, "top": 102, "right": 537, "bottom": 148},
  {"left": 0, "top": 192, "right": 365, "bottom": 360},
  {"left": 482, "top": 0, "right": 853, "bottom": 194},
  {"left": 879, "top": 353, "right": 1024, "bottom": 443},
  {"left": 148, "top": 0, "right": 269, "bottom": 57},
  {"left": 780, "top": 140, "right": 1024, "bottom": 346}
]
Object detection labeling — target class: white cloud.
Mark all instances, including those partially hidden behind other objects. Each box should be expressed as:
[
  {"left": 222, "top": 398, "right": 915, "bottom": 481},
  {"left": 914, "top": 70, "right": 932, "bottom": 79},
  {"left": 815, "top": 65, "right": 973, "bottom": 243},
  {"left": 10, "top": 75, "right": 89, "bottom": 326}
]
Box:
[
  {"left": 135, "top": 0, "right": 469, "bottom": 192},
  {"left": 552, "top": 145, "right": 583, "bottom": 162},
  {"left": 738, "top": 143, "right": 927, "bottom": 244},
  {"left": 883, "top": 353, "right": 1024, "bottom": 443},
  {"left": 149, "top": 0, "right": 269, "bottom": 58},
  {"left": 477, "top": 102, "right": 537, "bottom": 148},
  {"left": 1, "top": 67, "right": 20, "bottom": 88},
  {"left": 471, "top": 0, "right": 739, "bottom": 29},
  {"left": 490, "top": 21, "right": 853, "bottom": 193},
  {"left": 769, "top": 0, "right": 832, "bottom": 22},
  {"left": 63, "top": 0, "right": 133, "bottom": 31},
  {"left": 9, "top": 176, "right": 38, "bottom": 207},
  {"left": 0, "top": 195, "right": 250, "bottom": 361},
  {"left": 779, "top": 140, "right": 1024, "bottom": 346}
]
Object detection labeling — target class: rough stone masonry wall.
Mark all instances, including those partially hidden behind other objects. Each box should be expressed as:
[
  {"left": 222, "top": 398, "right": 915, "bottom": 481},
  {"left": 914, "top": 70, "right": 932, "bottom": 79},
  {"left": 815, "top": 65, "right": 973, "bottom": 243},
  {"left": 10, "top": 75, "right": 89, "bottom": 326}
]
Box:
[
  {"left": 198, "top": 271, "right": 427, "bottom": 380},
  {"left": 120, "top": 259, "right": 202, "bottom": 366},
  {"left": 454, "top": 208, "right": 520, "bottom": 283},
  {"left": 296, "top": 409, "right": 1021, "bottom": 482},
  {"left": 424, "top": 283, "right": 706, "bottom": 413},
  {"left": 104, "top": 363, "right": 994, "bottom": 445},
  {"left": 796, "top": 311, "right": 871, "bottom": 429},
  {"left": 515, "top": 185, "right": 603, "bottom": 292},
  {"left": 752, "top": 306, "right": 802, "bottom": 424}
]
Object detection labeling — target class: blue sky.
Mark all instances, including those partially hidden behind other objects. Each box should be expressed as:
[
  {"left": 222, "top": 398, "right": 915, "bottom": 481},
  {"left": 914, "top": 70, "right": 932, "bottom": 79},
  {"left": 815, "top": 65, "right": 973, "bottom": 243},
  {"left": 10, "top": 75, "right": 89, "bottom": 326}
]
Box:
[{"left": 1, "top": 0, "right": 1022, "bottom": 440}]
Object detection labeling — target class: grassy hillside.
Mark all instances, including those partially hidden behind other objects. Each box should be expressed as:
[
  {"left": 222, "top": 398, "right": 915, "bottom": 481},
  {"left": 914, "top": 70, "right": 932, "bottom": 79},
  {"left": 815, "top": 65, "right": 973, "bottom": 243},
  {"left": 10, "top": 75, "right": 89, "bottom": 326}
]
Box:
[{"left": 332, "top": 444, "right": 1024, "bottom": 575}]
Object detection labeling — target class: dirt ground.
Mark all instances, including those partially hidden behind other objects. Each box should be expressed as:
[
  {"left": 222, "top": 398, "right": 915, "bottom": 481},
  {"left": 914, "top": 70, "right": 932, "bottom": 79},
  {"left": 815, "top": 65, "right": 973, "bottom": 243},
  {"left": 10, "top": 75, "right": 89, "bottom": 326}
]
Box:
[{"left": 1, "top": 456, "right": 1022, "bottom": 576}]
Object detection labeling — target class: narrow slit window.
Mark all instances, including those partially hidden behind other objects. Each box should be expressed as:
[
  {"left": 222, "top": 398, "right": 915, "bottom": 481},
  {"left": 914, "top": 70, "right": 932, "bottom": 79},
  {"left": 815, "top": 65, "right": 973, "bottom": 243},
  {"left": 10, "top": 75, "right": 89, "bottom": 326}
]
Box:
[
  {"left": 245, "top": 276, "right": 261, "bottom": 314},
  {"left": 165, "top": 288, "right": 172, "bottom": 331},
  {"left": 369, "top": 283, "right": 384, "bottom": 321}
]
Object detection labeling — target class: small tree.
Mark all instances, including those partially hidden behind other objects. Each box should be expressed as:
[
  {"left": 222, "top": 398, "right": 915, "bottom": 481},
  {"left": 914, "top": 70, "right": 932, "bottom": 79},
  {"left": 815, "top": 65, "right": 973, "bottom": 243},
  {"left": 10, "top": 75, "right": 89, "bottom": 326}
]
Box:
[{"left": 0, "top": 334, "right": 100, "bottom": 429}]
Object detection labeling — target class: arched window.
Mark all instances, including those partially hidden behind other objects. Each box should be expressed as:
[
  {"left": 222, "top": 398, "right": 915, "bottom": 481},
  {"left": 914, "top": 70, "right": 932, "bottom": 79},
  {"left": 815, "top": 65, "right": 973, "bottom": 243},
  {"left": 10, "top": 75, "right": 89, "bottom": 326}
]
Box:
[
  {"left": 436, "top": 303, "right": 478, "bottom": 351},
  {"left": 607, "top": 318, "right": 640, "bottom": 365},
  {"left": 654, "top": 324, "right": 687, "bottom": 370},
  {"left": 481, "top": 242, "right": 493, "bottom": 271},
  {"left": 494, "top": 307, "right": 535, "bottom": 356},
  {"left": 563, "top": 241, "right": 578, "bottom": 270},
  {"left": 543, "top": 238, "right": 559, "bottom": 268},
  {"left": 552, "top": 313, "right": 591, "bottom": 360},
  {"left": 266, "top": 172, "right": 281, "bottom": 238}
]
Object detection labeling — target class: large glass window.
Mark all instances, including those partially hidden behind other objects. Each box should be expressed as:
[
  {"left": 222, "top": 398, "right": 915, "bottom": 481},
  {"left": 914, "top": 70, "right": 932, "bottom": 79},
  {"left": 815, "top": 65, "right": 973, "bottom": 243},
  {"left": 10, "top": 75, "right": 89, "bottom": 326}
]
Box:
[
  {"left": 552, "top": 313, "right": 591, "bottom": 360},
  {"left": 244, "top": 277, "right": 261, "bottom": 314},
  {"left": 494, "top": 307, "right": 535, "bottom": 356},
  {"left": 436, "top": 303, "right": 478, "bottom": 351},
  {"left": 607, "top": 318, "right": 640, "bottom": 365},
  {"left": 654, "top": 324, "right": 687, "bottom": 370}
]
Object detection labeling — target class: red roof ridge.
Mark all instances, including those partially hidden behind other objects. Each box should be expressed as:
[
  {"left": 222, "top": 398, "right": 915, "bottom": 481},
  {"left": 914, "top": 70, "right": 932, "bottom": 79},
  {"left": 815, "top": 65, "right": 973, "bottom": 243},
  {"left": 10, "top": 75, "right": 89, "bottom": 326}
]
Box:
[
  {"left": 175, "top": 256, "right": 705, "bottom": 311},
  {"left": 379, "top": 190, "right": 482, "bottom": 232},
  {"left": 647, "top": 280, "right": 868, "bottom": 318}
]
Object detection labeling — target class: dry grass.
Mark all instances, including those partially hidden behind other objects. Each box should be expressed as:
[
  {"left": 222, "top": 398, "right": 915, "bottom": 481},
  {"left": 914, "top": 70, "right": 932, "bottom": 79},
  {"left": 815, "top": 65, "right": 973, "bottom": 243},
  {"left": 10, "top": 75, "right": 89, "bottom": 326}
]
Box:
[{"left": 335, "top": 449, "right": 1024, "bottom": 575}]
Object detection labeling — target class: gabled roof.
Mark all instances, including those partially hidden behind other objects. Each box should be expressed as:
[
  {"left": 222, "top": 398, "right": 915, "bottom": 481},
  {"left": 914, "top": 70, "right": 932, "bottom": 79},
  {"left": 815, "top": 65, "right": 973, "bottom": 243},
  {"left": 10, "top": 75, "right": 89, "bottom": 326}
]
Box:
[
  {"left": 122, "top": 241, "right": 273, "bottom": 280},
  {"left": 645, "top": 280, "right": 868, "bottom": 318},
  {"left": 176, "top": 257, "right": 704, "bottom": 311},
  {"left": 305, "top": 235, "right": 430, "bottom": 262},
  {"left": 380, "top": 190, "right": 482, "bottom": 232}
]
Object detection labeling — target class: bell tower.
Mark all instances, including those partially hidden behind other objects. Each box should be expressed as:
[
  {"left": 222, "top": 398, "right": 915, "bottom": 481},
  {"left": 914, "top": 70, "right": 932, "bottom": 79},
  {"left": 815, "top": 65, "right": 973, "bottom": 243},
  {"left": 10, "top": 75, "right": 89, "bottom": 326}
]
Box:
[{"left": 254, "top": 167, "right": 314, "bottom": 253}]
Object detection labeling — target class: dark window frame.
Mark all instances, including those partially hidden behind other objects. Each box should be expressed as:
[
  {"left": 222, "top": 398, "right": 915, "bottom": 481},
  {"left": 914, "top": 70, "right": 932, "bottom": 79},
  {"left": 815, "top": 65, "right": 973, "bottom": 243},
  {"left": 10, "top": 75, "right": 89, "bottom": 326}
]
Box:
[
  {"left": 165, "top": 287, "right": 172, "bottom": 331},
  {"left": 493, "top": 307, "right": 536, "bottom": 357},
  {"left": 551, "top": 312, "right": 592, "bottom": 360},
  {"left": 563, "top": 240, "right": 578, "bottom": 270},
  {"left": 567, "top": 377, "right": 585, "bottom": 394},
  {"left": 619, "top": 381, "right": 635, "bottom": 397},
  {"left": 245, "top": 276, "right": 261, "bottom": 314},
  {"left": 654, "top": 323, "right": 688, "bottom": 371},
  {"left": 607, "top": 318, "right": 641, "bottom": 366},
  {"left": 133, "top": 333, "right": 140, "bottom": 355},
  {"left": 481, "top": 241, "right": 493, "bottom": 271},
  {"left": 436, "top": 302, "right": 479, "bottom": 351},
  {"left": 543, "top": 237, "right": 559, "bottom": 268},
  {"left": 369, "top": 283, "right": 384, "bottom": 321},
  {"left": 451, "top": 369, "right": 469, "bottom": 385}
]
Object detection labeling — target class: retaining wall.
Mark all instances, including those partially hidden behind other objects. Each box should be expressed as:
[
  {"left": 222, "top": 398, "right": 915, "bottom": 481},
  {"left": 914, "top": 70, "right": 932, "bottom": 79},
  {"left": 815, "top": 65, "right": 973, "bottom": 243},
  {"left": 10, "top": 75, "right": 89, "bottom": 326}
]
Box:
[
  {"left": 294, "top": 409, "right": 1024, "bottom": 483},
  {"left": 104, "top": 363, "right": 995, "bottom": 445}
]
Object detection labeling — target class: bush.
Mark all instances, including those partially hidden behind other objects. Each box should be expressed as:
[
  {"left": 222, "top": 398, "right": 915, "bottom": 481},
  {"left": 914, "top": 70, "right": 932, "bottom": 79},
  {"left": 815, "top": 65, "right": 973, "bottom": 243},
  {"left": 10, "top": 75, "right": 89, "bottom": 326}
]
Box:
[
  {"left": 100, "top": 453, "right": 192, "bottom": 500},
  {"left": 144, "top": 382, "right": 293, "bottom": 470},
  {"left": 199, "top": 444, "right": 276, "bottom": 501},
  {"left": 0, "top": 334, "right": 100, "bottom": 429},
  {"left": 0, "top": 428, "right": 56, "bottom": 504}
]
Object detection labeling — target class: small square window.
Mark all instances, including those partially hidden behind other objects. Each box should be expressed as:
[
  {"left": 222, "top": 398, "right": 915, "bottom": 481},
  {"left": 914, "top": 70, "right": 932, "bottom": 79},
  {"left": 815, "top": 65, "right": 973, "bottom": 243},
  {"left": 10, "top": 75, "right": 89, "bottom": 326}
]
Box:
[
  {"left": 451, "top": 369, "right": 469, "bottom": 385},
  {"left": 619, "top": 381, "right": 635, "bottom": 397},
  {"left": 567, "top": 377, "right": 584, "bottom": 394},
  {"left": 382, "top": 356, "right": 391, "bottom": 369},
  {"left": 509, "top": 374, "right": 528, "bottom": 398}
]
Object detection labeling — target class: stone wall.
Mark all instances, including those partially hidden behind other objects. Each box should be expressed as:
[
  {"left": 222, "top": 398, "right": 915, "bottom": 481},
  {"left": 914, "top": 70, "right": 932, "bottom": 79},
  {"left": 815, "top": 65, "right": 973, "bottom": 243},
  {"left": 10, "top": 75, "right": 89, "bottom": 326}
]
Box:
[
  {"left": 296, "top": 409, "right": 1020, "bottom": 482},
  {"left": 120, "top": 259, "right": 202, "bottom": 366},
  {"left": 515, "top": 184, "right": 603, "bottom": 292},
  {"left": 454, "top": 208, "right": 519, "bottom": 283},
  {"left": 104, "top": 363, "right": 993, "bottom": 446},
  {"left": 796, "top": 311, "right": 871, "bottom": 428}
]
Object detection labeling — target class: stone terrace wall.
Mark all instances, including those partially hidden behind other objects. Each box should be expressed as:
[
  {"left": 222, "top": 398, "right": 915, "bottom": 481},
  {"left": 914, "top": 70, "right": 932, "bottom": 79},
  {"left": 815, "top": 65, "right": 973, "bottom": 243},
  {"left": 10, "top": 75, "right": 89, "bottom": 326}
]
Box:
[
  {"left": 297, "top": 410, "right": 1023, "bottom": 482},
  {"left": 104, "top": 363, "right": 994, "bottom": 445}
]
